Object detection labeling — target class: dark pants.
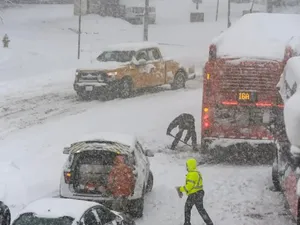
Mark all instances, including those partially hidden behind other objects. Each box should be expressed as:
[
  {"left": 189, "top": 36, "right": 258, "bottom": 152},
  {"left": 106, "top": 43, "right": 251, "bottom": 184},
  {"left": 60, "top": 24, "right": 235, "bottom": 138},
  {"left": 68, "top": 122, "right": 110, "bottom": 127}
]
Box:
[
  {"left": 171, "top": 128, "right": 197, "bottom": 150},
  {"left": 184, "top": 190, "right": 213, "bottom": 225}
]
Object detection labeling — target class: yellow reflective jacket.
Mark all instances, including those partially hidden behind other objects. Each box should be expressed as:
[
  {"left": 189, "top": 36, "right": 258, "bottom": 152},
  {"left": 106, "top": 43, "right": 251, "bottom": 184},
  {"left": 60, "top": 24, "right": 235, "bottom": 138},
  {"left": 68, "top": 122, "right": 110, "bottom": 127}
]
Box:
[{"left": 179, "top": 158, "right": 203, "bottom": 195}]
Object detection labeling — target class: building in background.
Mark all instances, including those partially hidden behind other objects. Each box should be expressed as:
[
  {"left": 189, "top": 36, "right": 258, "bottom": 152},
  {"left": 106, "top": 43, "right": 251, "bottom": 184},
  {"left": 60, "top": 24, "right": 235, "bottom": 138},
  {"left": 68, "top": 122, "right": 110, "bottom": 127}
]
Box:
[{"left": 74, "top": 0, "right": 156, "bottom": 24}]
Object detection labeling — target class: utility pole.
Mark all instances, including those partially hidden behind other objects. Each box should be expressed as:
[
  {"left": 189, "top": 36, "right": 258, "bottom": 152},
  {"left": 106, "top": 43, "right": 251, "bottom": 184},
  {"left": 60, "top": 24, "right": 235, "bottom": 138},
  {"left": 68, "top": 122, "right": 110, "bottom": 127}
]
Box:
[
  {"left": 143, "top": 0, "right": 149, "bottom": 41},
  {"left": 215, "top": 0, "right": 219, "bottom": 21},
  {"left": 77, "top": 0, "right": 82, "bottom": 59},
  {"left": 250, "top": 0, "right": 255, "bottom": 13},
  {"left": 227, "top": 0, "right": 231, "bottom": 28}
]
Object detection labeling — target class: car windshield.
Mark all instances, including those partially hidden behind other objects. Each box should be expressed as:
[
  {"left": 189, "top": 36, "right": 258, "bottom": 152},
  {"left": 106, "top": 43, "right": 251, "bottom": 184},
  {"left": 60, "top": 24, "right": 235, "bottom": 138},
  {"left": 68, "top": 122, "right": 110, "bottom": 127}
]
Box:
[
  {"left": 97, "top": 50, "right": 135, "bottom": 63},
  {"left": 13, "top": 213, "right": 74, "bottom": 225}
]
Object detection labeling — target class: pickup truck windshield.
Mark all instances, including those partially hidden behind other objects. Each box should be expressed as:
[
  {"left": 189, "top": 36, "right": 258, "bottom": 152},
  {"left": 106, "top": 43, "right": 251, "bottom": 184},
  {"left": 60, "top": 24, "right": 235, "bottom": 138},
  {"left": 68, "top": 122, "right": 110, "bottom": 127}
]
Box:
[{"left": 97, "top": 51, "right": 136, "bottom": 63}]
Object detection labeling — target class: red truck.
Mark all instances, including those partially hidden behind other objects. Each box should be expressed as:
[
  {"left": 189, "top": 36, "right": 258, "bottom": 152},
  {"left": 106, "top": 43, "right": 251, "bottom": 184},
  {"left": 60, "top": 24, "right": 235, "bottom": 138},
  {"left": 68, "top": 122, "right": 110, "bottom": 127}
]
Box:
[{"left": 201, "top": 13, "right": 300, "bottom": 153}]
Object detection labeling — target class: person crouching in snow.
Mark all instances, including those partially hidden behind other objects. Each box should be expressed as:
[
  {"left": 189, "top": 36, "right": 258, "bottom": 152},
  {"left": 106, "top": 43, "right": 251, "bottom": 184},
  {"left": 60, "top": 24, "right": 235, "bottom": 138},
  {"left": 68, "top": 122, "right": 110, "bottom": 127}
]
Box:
[
  {"left": 0, "top": 201, "right": 10, "bottom": 225},
  {"left": 107, "top": 155, "right": 135, "bottom": 212},
  {"left": 166, "top": 113, "right": 198, "bottom": 151},
  {"left": 176, "top": 158, "right": 213, "bottom": 225}
]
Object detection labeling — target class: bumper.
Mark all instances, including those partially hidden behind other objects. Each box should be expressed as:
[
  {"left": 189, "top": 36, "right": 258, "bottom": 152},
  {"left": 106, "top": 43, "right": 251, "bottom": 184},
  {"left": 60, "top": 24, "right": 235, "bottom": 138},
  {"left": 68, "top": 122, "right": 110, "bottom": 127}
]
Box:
[
  {"left": 60, "top": 192, "right": 140, "bottom": 205},
  {"left": 73, "top": 81, "right": 118, "bottom": 95},
  {"left": 202, "top": 137, "right": 275, "bottom": 147},
  {"left": 60, "top": 184, "right": 141, "bottom": 203}
]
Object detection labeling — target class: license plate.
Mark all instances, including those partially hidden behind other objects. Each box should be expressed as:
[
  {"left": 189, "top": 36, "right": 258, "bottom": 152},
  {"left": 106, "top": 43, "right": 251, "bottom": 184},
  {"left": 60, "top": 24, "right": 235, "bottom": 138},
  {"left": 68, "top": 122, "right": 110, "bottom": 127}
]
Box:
[
  {"left": 85, "top": 86, "right": 93, "bottom": 91},
  {"left": 262, "top": 110, "right": 270, "bottom": 124},
  {"left": 237, "top": 91, "right": 257, "bottom": 103}
]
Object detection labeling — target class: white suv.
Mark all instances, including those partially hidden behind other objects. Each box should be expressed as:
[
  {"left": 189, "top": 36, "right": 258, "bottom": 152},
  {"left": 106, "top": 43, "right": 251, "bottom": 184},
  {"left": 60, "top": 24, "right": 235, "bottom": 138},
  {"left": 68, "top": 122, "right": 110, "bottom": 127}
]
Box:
[{"left": 59, "top": 132, "right": 154, "bottom": 218}]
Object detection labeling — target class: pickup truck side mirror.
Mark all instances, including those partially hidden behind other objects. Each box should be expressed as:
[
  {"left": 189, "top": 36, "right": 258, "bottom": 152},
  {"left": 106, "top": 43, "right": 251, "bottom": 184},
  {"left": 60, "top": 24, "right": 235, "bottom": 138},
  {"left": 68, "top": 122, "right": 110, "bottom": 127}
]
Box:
[
  {"left": 63, "top": 147, "right": 71, "bottom": 154},
  {"left": 136, "top": 59, "right": 147, "bottom": 66}
]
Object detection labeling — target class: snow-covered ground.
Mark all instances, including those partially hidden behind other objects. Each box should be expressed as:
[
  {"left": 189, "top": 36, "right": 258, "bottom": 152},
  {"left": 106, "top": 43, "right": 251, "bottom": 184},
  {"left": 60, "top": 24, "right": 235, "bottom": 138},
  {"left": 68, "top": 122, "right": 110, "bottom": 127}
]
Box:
[{"left": 0, "top": 0, "right": 297, "bottom": 224}]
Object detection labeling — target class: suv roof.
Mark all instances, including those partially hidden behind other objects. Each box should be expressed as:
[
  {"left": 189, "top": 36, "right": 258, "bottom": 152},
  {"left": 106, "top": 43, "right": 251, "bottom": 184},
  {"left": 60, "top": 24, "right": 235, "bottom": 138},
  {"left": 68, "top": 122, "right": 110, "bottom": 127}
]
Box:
[
  {"left": 66, "top": 132, "right": 137, "bottom": 155},
  {"left": 74, "top": 132, "right": 136, "bottom": 147},
  {"left": 69, "top": 141, "right": 132, "bottom": 155}
]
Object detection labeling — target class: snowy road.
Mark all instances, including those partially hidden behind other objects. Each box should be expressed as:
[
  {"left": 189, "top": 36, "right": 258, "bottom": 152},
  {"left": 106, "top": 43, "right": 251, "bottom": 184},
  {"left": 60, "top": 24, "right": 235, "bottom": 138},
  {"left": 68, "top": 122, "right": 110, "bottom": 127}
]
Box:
[
  {"left": 0, "top": 0, "right": 297, "bottom": 225},
  {"left": 0, "top": 86, "right": 295, "bottom": 225}
]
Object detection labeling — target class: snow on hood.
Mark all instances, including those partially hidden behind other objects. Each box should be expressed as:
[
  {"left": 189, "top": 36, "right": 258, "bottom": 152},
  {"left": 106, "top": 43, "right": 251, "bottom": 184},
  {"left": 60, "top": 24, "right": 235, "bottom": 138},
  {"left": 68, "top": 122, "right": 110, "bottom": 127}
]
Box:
[
  {"left": 284, "top": 91, "right": 300, "bottom": 147},
  {"left": 77, "top": 61, "right": 130, "bottom": 71}
]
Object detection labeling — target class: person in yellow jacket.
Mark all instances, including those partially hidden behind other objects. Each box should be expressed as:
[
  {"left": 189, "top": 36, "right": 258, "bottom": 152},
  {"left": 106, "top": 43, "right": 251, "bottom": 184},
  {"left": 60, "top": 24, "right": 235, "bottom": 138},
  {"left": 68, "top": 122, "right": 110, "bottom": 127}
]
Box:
[{"left": 176, "top": 158, "right": 213, "bottom": 225}]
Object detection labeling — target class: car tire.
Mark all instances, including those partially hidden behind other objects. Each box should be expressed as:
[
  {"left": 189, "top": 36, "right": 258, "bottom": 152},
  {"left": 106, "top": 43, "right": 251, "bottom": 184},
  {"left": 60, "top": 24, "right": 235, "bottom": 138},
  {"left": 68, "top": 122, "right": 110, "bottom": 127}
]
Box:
[
  {"left": 146, "top": 171, "right": 154, "bottom": 193},
  {"left": 128, "top": 197, "right": 144, "bottom": 218},
  {"left": 171, "top": 71, "right": 186, "bottom": 90},
  {"left": 77, "top": 92, "right": 92, "bottom": 101},
  {"left": 128, "top": 186, "right": 145, "bottom": 218},
  {"left": 272, "top": 150, "right": 281, "bottom": 191},
  {"left": 120, "top": 78, "right": 133, "bottom": 99}
]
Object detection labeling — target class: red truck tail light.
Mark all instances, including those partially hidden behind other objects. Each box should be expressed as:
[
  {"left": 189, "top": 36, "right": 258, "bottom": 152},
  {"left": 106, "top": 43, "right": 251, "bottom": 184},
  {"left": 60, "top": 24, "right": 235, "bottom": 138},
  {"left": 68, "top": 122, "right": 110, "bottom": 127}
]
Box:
[
  {"left": 222, "top": 101, "right": 238, "bottom": 105},
  {"left": 203, "top": 107, "right": 210, "bottom": 129},
  {"left": 64, "top": 171, "right": 72, "bottom": 184},
  {"left": 278, "top": 104, "right": 284, "bottom": 108},
  {"left": 255, "top": 102, "right": 272, "bottom": 107}
]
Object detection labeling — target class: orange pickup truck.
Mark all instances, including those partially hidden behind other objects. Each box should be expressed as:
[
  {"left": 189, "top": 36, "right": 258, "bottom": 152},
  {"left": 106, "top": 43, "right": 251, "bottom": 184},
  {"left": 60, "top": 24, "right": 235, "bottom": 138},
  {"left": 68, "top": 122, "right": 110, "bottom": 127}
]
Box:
[{"left": 74, "top": 42, "right": 196, "bottom": 100}]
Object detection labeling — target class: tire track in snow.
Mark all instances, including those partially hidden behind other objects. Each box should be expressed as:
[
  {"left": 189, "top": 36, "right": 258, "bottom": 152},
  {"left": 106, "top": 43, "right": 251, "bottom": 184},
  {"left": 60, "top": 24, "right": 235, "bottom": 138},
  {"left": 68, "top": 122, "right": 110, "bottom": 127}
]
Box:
[
  {"left": 0, "top": 91, "right": 91, "bottom": 139},
  {"left": 0, "top": 78, "right": 202, "bottom": 139}
]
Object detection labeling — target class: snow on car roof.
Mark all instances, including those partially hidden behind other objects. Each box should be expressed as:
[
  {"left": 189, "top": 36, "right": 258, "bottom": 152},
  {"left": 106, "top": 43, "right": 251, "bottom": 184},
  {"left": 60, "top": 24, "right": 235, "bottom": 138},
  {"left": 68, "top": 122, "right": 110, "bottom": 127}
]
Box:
[
  {"left": 74, "top": 132, "right": 137, "bottom": 147},
  {"left": 212, "top": 13, "right": 300, "bottom": 60},
  {"left": 103, "top": 41, "right": 160, "bottom": 52},
  {"left": 17, "top": 198, "right": 99, "bottom": 221}
]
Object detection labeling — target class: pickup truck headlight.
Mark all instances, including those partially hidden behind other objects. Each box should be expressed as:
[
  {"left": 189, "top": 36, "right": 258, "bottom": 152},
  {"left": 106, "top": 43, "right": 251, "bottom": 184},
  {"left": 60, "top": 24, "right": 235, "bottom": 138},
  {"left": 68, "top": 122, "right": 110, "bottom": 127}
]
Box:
[
  {"left": 107, "top": 72, "right": 117, "bottom": 76},
  {"left": 107, "top": 72, "right": 117, "bottom": 81}
]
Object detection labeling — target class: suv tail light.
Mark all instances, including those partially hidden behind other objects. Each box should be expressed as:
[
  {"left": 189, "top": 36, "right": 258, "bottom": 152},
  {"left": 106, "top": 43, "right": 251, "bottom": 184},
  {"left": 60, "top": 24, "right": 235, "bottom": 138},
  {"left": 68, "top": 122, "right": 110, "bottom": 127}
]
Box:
[{"left": 64, "top": 171, "right": 72, "bottom": 184}]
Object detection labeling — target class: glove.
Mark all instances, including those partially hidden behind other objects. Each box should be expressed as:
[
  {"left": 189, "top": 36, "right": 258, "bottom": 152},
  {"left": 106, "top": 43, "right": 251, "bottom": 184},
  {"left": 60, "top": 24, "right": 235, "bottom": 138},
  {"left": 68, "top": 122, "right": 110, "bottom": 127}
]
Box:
[{"left": 175, "top": 186, "right": 183, "bottom": 198}]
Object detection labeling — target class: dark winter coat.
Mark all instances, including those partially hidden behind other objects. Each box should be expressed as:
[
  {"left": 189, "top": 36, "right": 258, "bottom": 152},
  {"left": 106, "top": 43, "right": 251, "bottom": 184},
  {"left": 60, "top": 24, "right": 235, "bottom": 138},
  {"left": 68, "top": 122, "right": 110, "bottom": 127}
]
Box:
[{"left": 167, "top": 113, "right": 195, "bottom": 134}]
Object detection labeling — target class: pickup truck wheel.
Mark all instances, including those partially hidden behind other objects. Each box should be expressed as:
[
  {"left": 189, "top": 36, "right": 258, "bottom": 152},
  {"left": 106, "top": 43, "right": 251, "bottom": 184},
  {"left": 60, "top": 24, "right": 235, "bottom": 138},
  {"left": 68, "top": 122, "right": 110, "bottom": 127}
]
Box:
[
  {"left": 171, "top": 71, "right": 186, "bottom": 90},
  {"left": 120, "top": 79, "right": 133, "bottom": 98},
  {"left": 77, "top": 92, "right": 92, "bottom": 101}
]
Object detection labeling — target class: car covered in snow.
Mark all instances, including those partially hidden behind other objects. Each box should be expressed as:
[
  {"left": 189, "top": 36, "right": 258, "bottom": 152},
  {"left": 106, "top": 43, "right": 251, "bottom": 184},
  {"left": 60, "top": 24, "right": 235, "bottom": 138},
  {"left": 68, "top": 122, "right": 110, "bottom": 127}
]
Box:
[
  {"left": 11, "top": 197, "right": 135, "bottom": 225},
  {"left": 272, "top": 56, "right": 300, "bottom": 224},
  {"left": 73, "top": 42, "right": 196, "bottom": 100},
  {"left": 59, "top": 132, "right": 154, "bottom": 218}
]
